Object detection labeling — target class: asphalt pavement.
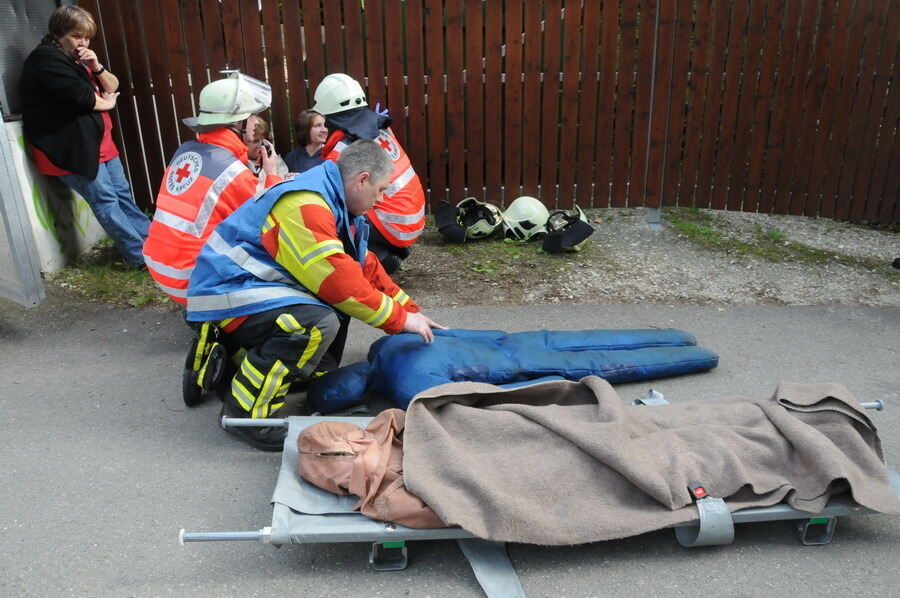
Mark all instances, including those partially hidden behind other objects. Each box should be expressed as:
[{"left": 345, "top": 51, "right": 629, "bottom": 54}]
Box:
[{"left": 1, "top": 293, "right": 898, "bottom": 598}]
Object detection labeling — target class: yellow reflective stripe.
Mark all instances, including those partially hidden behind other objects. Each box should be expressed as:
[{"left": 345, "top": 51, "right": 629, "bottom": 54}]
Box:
[
  {"left": 262, "top": 214, "right": 277, "bottom": 234},
  {"left": 231, "top": 379, "right": 255, "bottom": 411},
  {"left": 276, "top": 313, "right": 304, "bottom": 333},
  {"left": 295, "top": 326, "right": 322, "bottom": 370},
  {"left": 193, "top": 322, "right": 211, "bottom": 370},
  {"left": 252, "top": 360, "right": 290, "bottom": 419},
  {"left": 392, "top": 289, "right": 410, "bottom": 305},
  {"left": 278, "top": 228, "right": 344, "bottom": 268},
  {"left": 363, "top": 294, "right": 393, "bottom": 327},
  {"left": 240, "top": 359, "right": 265, "bottom": 388},
  {"left": 219, "top": 317, "right": 236, "bottom": 329}
]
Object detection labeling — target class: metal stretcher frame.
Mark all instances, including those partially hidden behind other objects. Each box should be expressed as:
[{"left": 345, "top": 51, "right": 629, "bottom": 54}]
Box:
[{"left": 180, "top": 396, "right": 899, "bottom": 598}]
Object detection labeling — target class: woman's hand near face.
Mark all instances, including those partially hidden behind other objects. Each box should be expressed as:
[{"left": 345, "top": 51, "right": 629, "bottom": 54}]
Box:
[{"left": 75, "top": 47, "right": 100, "bottom": 71}]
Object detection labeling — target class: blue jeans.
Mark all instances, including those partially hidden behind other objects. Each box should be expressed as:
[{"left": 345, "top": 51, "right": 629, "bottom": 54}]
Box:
[{"left": 59, "top": 157, "right": 150, "bottom": 266}]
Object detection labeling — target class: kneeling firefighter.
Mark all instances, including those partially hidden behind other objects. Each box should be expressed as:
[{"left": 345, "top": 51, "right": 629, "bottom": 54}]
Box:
[
  {"left": 313, "top": 73, "right": 426, "bottom": 274},
  {"left": 185, "top": 140, "right": 446, "bottom": 451}
]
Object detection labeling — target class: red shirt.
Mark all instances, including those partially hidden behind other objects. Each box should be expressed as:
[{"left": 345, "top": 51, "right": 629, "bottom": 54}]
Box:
[{"left": 31, "top": 66, "right": 118, "bottom": 176}]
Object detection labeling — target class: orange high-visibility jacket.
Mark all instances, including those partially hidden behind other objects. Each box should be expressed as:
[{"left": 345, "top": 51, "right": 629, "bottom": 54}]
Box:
[
  {"left": 322, "top": 128, "right": 425, "bottom": 248},
  {"left": 142, "top": 129, "right": 281, "bottom": 304}
]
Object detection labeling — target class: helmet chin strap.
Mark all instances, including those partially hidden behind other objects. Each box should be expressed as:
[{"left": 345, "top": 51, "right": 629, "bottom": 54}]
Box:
[{"left": 227, "top": 121, "right": 248, "bottom": 145}]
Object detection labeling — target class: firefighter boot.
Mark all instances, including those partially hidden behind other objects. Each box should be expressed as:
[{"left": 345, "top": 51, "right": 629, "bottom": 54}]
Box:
[{"left": 219, "top": 396, "right": 287, "bottom": 452}]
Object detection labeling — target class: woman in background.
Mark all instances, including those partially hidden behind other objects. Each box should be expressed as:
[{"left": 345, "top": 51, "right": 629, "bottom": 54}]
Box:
[
  {"left": 20, "top": 5, "right": 149, "bottom": 267},
  {"left": 283, "top": 109, "right": 328, "bottom": 174}
]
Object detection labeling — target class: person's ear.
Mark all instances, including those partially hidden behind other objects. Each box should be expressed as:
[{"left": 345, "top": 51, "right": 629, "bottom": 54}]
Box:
[{"left": 356, "top": 171, "right": 370, "bottom": 189}]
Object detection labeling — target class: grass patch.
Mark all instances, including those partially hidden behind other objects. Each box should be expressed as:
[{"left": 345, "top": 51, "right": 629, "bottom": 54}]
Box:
[
  {"left": 48, "top": 240, "right": 174, "bottom": 308},
  {"left": 664, "top": 208, "right": 895, "bottom": 273}
]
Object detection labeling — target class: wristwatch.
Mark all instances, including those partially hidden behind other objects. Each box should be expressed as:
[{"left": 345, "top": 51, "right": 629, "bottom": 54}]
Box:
[{"left": 93, "top": 66, "right": 106, "bottom": 75}]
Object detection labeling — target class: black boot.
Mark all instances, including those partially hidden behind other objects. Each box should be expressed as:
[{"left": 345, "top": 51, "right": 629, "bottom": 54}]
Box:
[{"left": 219, "top": 398, "right": 287, "bottom": 452}]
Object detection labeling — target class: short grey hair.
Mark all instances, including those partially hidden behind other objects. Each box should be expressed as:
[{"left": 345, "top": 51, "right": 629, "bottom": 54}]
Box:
[{"left": 337, "top": 139, "right": 393, "bottom": 185}]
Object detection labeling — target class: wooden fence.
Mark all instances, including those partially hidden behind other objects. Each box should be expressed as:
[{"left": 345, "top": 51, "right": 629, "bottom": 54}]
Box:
[{"left": 79, "top": 0, "right": 899, "bottom": 223}]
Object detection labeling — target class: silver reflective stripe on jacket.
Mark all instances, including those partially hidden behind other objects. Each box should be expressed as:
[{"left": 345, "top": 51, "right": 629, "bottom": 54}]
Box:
[
  {"left": 207, "top": 231, "right": 294, "bottom": 284},
  {"left": 373, "top": 202, "right": 425, "bottom": 241},
  {"left": 189, "top": 286, "right": 315, "bottom": 313},
  {"left": 385, "top": 165, "right": 416, "bottom": 197},
  {"left": 153, "top": 159, "right": 247, "bottom": 238},
  {"left": 143, "top": 254, "right": 192, "bottom": 280}
]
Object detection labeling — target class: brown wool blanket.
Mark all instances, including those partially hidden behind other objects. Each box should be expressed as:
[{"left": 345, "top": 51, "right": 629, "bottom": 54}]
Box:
[{"left": 402, "top": 377, "right": 900, "bottom": 545}]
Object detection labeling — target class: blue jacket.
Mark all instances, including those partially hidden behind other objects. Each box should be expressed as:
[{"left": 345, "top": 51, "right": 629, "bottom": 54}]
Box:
[{"left": 186, "top": 162, "right": 367, "bottom": 321}]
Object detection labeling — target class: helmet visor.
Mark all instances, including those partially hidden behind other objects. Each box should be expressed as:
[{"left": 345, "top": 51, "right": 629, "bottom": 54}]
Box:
[{"left": 204, "top": 70, "right": 271, "bottom": 115}]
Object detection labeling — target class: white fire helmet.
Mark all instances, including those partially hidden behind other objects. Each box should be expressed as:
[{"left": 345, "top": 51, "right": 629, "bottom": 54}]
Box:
[{"left": 312, "top": 73, "right": 368, "bottom": 115}]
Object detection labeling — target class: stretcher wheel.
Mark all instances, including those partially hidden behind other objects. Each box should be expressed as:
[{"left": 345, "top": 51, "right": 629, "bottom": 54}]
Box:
[{"left": 183, "top": 367, "right": 204, "bottom": 407}]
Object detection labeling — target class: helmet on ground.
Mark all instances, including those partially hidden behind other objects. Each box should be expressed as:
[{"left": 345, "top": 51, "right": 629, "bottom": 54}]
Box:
[
  {"left": 183, "top": 71, "right": 271, "bottom": 132},
  {"left": 435, "top": 197, "right": 504, "bottom": 242},
  {"left": 313, "top": 73, "right": 368, "bottom": 115},
  {"left": 502, "top": 196, "right": 550, "bottom": 241},
  {"left": 542, "top": 205, "right": 594, "bottom": 253}
]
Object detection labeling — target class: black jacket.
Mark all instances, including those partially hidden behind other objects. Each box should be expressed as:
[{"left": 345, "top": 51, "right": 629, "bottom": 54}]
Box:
[{"left": 19, "top": 41, "right": 106, "bottom": 179}]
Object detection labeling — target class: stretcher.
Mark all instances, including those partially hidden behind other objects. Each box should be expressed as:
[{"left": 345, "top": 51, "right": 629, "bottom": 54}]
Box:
[{"left": 179, "top": 392, "right": 899, "bottom": 598}]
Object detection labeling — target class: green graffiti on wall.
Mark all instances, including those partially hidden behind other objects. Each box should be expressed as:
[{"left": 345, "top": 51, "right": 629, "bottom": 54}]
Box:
[{"left": 16, "top": 133, "right": 99, "bottom": 254}]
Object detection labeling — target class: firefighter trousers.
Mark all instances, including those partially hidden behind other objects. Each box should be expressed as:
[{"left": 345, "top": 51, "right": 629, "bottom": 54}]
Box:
[{"left": 223, "top": 304, "right": 348, "bottom": 418}]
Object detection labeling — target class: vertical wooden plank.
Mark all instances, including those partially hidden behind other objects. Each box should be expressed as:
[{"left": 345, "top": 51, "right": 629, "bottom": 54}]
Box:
[
  {"left": 743, "top": 0, "right": 786, "bottom": 214},
  {"left": 363, "top": 0, "right": 387, "bottom": 114},
  {"left": 342, "top": 0, "right": 366, "bottom": 82},
  {"left": 801, "top": 0, "right": 852, "bottom": 217},
  {"left": 180, "top": 0, "right": 211, "bottom": 91},
  {"left": 629, "top": 0, "right": 657, "bottom": 209},
  {"left": 520, "top": 0, "right": 541, "bottom": 198},
  {"left": 593, "top": 0, "right": 619, "bottom": 208},
  {"left": 790, "top": 0, "right": 836, "bottom": 216},
  {"left": 538, "top": 0, "right": 562, "bottom": 207},
  {"left": 465, "top": 0, "right": 486, "bottom": 197},
  {"left": 694, "top": 2, "right": 731, "bottom": 209},
  {"left": 282, "top": 0, "right": 310, "bottom": 142},
  {"left": 261, "top": 1, "right": 290, "bottom": 151},
  {"left": 726, "top": 0, "right": 766, "bottom": 212},
  {"left": 301, "top": 0, "right": 326, "bottom": 87},
  {"left": 140, "top": 0, "right": 180, "bottom": 161},
  {"left": 384, "top": 0, "right": 407, "bottom": 145},
  {"left": 870, "top": 43, "right": 900, "bottom": 223},
  {"left": 484, "top": 0, "right": 504, "bottom": 204},
  {"left": 118, "top": 0, "right": 167, "bottom": 205},
  {"left": 424, "top": 0, "right": 447, "bottom": 204},
  {"left": 160, "top": 0, "right": 196, "bottom": 146},
  {"left": 220, "top": 0, "right": 246, "bottom": 71},
  {"left": 758, "top": 0, "right": 802, "bottom": 214},
  {"left": 882, "top": 126, "right": 900, "bottom": 222},
  {"left": 837, "top": 1, "right": 889, "bottom": 221},
  {"left": 91, "top": 0, "right": 153, "bottom": 208},
  {"left": 503, "top": 0, "right": 525, "bottom": 202},
  {"left": 644, "top": 0, "right": 677, "bottom": 211},
  {"left": 445, "top": 0, "right": 466, "bottom": 202},
  {"left": 323, "top": 1, "right": 345, "bottom": 74},
  {"left": 200, "top": 0, "right": 228, "bottom": 75},
  {"left": 575, "top": 0, "right": 602, "bottom": 208},
  {"left": 772, "top": 0, "right": 819, "bottom": 215},
  {"left": 238, "top": 0, "right": 264, "bottom": 79},
  {"left": 611, "top": 0, "right": 637, "bottom": 206},
  {"left": 677, "top": 0, "right": 712, "bottom": 207},
  {"left": 403, "top": 0, "right": 428, "bottom": 198},
  {"left": 660, "top": 0, "right": 694, "bottom": 206},
  {"left": 709, "top": 0, "right": 749, "bottom": 211},
  {"left": 856, "top": 6, "right": 900, "bottom": 222}
]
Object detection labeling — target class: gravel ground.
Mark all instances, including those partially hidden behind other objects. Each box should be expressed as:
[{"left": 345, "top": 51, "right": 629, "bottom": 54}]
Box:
[{"left": 395, "top": 208, "right": 900, "bottom": 308}]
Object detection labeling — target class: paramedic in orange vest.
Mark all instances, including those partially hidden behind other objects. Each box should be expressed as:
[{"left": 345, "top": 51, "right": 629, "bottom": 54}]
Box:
[
  {"left": 142, "top": 71, "right": 284, "bottom": 304},
  {"left": 313, "top": 74, "right": 425, "bottom": 274}
]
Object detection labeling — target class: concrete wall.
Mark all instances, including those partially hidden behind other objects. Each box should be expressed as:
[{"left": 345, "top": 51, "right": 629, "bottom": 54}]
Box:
[{"left": 4, "top": 120, "right": 106, "bottom": 272}]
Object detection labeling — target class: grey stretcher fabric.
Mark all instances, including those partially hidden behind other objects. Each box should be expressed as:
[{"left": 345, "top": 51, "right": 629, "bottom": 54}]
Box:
[{"left": 403, "top": 376, "right": 900, "bottom": 546}]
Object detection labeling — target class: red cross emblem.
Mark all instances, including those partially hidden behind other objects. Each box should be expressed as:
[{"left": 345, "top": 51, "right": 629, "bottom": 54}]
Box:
[
  {"left": 165, "top": 151, "right": 203, "bottom": 195},
  {"left": 375, "top": 130, "right": 400, "bottom": 160},
  {"left": 174, "top": 163, "right": 192, "bottom": 182}
]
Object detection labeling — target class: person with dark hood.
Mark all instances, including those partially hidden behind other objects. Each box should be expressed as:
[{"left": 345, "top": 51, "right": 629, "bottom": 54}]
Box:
[{"left": 311, "top": 74, "right": 426, "bottom": 274}]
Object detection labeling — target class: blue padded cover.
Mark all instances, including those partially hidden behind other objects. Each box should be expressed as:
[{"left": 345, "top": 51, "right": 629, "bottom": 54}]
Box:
[{"left": 308, "top": 328, "right": 719, "bottom": 412}]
